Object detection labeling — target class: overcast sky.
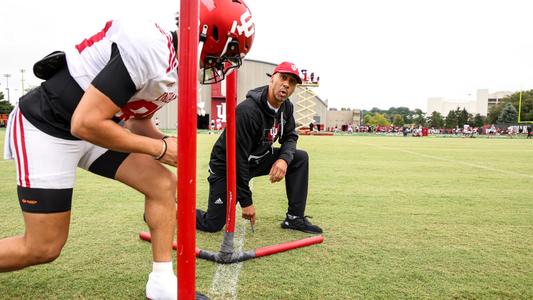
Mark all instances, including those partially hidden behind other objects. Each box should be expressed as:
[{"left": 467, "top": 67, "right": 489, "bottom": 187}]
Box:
[{"left": 1, "top": 0, "right": 532, "bottom": 110}]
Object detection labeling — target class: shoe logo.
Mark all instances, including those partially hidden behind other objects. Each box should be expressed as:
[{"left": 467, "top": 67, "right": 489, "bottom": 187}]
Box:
[
  {"left": 284, "top": 221, "right": 289, "bottom": 226},
  {"left": 214, "top": 198, "right": 223, "bottom": 205},
  {"left": 21, "top": 199, "right": 38, "bottom": 205}
]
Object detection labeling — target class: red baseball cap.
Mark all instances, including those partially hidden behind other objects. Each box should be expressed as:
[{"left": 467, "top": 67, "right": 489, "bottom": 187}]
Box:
[{"left": 270, "top": 61, "right": 302, "bottom": 84}]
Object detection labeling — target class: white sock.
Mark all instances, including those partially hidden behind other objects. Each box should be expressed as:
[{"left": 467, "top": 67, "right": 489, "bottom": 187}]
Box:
[{"left": 152, "top": 261, "right": 174, "bottom": 274}]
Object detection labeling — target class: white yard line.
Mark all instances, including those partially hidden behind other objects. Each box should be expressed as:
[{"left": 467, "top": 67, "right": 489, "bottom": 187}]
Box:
[
  {"left": 208, "top": 208, "right": 246, "bottom": 300},
  {"left": 209, "top": 180, "right": 253, "bottom": 300},
  {"left": 361, "top": 142, "right": 533, "bottom": 180}
]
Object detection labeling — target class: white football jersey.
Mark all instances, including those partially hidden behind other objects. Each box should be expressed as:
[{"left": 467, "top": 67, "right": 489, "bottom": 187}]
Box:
[{"left": 65, "top": 19, "right": 178, "bottom": 120}]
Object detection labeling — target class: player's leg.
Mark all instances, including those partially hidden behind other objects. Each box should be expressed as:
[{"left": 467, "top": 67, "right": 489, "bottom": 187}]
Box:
[
  {"left": 81, "top": 149, "right": 175, "bottom": 263},
  {"left": 0, "top": 109, "right": 78, "bottom": 271},
  {"left": 0, "top": 211, "right": 70, "bottom": 271},
  {"left": 81, "top": 149, "right": 177, "bottom": 299},
  {"left": 114, "top": 153, "right": 176, "bottom": 262},
  {"left": 116, "top": 154, "right": 177, "bottom": 300}
]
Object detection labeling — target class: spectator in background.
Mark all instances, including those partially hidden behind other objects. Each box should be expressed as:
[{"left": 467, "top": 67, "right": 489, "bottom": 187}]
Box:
[
  {"left": 508, "top": 125, "right": 515, "bottom": 138},
  {"left": 209, "top": 119, "right": 215, "bottom": 134}
]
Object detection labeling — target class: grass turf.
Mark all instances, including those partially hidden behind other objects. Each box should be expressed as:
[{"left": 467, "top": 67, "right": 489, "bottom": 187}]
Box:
[{"left": 0, "top": 129, "right": 532, "bottom": 299}]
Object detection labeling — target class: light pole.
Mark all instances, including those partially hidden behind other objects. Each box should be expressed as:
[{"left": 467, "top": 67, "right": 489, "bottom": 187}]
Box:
[
  {"left": 20, "top": 69, "right": 25, "bottom": 94},
  {"left": 3, "top": 74, "right": 11, "bottom": 102}
]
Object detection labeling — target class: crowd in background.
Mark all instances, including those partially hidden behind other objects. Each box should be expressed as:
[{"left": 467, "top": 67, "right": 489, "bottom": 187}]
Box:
[{"left": 325, "top": 123, "right": 533, "bottom": 138}]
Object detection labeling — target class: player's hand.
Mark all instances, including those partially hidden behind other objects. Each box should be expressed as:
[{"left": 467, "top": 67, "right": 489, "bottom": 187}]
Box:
[
  {"left": 269, "top": 159, "right": 287, "bottom": 183},
  {"left": 241, "top": 205, "right": 256, "bottom": 226},
  {"left": 159, "top": 136, "right": 177, "bottom": 167}
]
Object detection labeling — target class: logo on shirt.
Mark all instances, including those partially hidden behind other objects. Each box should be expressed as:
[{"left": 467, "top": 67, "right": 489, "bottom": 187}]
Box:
[
  {"left": 155, "top": 92, "right": 177, "bottom": 104},
  {"left": 263, "top": 123, "right": 281, "bottom": 144},
  {"left": 118, "top": 100, "right": 159, "bottom": 120},
  {"left": 21, "top": 199, "right": 38, "bottom": 205}
]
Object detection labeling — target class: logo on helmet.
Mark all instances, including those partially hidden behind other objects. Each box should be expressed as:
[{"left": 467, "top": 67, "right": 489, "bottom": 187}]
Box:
[{"left": 230, "top": 10, "right": 255, "bottom": 38}]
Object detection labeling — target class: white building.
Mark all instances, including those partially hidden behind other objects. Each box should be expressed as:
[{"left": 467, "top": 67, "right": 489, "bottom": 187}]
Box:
[
  {"left": 427, "top": 89, "right": 513, "bottom": 116},
  {"left": 155, "top": 59, "right": 327, "bottom": 129}
]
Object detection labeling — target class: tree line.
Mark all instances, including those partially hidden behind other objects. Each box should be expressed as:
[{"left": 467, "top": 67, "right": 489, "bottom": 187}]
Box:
[
  {"left": 0, "top": 91, "right": 15, "bottom": 114},
  {"left": 362, "top": 90, "right": 533, "bottom": 128}
]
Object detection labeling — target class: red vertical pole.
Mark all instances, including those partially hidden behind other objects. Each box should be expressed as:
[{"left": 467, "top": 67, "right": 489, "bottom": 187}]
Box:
[
  {"left": 177, "top": 0, "right": 199, "bottom": 299},
  {"left": 225, "top": 71, "right": 238, "bottom": 233}
]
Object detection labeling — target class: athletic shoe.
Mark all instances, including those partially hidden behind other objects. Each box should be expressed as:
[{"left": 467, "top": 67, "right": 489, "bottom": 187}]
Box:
[
  {"left": 281, "top": 214, "right": 323, "bottom": 234},
  {"left": 146, "top": 272, "right": 210, "bottom": 300},
  {"left": 146, "top": 272, "right": 177, "bottom": 300}
]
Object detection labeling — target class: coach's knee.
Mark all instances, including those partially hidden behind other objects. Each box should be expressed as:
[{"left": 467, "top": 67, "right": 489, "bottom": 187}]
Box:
[
  {"left": 196, "top": 211, "right": 225, "bottom": 233},
  {"left": 291, "top": 149, "right": 309, "bottom": 167},
  {"left": 294, "top": 149, "right": 309, "bottom": 161},
  {"left": 204, "top": 220, "right": 225, "bottom": 233}
]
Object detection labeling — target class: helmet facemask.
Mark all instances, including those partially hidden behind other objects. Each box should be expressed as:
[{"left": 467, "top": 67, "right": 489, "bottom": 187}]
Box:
[{"left": 200, "top": 37, "right": 242, "bottom": 84}]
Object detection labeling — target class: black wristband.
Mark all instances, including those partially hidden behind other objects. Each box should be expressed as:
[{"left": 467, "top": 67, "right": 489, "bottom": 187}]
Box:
[{"left": 155, "top": 139, "right": 168, "bottom": 160}]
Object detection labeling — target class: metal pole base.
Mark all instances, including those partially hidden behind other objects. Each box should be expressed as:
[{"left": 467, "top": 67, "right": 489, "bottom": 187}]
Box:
[{"left": 139, "top": 231, "right": 324, "bottom": 264}]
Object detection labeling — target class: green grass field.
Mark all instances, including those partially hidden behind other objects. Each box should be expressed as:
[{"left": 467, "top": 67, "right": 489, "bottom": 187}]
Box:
[{"left": 0, "top": 129, "right": 532, "bottom": 299}]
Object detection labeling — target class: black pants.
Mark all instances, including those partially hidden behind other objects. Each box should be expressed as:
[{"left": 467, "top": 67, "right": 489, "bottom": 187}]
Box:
[{"left": 196, "top": 148, "right": 309, "bottom": 232}]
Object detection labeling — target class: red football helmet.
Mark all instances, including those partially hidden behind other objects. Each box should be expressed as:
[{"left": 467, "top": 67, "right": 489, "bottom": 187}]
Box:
[{"left": 199, "top": 0, "right": 255, "bottom": 84}]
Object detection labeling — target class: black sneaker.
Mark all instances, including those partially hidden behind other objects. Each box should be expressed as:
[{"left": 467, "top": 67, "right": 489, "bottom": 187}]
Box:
[{"left": 281, "top": 214, "right": 323, "bottom": 234}]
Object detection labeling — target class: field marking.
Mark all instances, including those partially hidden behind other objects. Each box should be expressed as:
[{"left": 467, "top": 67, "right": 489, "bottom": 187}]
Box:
[
  {"left": 208, "top": 180, "right": 253, "bottom": 300},
  {"left": 208, "top": 213, "right": 246, "bottom": 300},
  {"left": 360, "top": 142, "right": 533, "bottom": 180}
]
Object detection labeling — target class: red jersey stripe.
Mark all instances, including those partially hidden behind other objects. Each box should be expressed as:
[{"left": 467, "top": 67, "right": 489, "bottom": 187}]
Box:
[
  {"left": 17, "top": 111, "right": 31, "bottom": 187},
  {"left": 12, "top": 110, "right": 23, "bottom": 186},
  {"left": 76, "top": 20, "right": 113, "bottom": 53}
]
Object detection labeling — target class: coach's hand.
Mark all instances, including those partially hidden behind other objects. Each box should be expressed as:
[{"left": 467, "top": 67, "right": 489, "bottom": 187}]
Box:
[
  {"left": 242, "top": 204, "right": 256, "bottom": 225},
  {"left": 269, "top": 159, "right": 287, "bottom": 183}
]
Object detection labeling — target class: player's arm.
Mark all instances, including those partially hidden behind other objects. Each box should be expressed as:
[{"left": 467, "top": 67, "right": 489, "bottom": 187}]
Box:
[
  {"left": 71, "top": 85, "right": 165, "bottom": 159},
  {"left": 71, "top": 43, "right": 175, "bottom": 165},
  {"left": 125, "top": 115, "right": 167, "bottom": 139}
]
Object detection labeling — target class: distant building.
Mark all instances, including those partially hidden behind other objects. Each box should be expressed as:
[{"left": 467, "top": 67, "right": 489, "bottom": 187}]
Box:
[
  {"left": 326, "top": 109, "right": 362, "bottom": 130},
  {"left": 155, "top": 59, "right": 328, "bottom": 129},
  {"left": 427, "top": 89, "right": 513, "bottom": 116},
  {"left": 487, "top": 90, "right": 513, "bottom": 111}
]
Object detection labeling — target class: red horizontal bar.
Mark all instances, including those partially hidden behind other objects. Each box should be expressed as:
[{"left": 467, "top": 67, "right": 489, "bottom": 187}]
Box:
[
  {"left": 139, "top": 231, "right": 200, "bottom": 256},
  {"left": 254, "top": 235, "right": 324, "bottom": 258},
  {"left": 139, "top": 232, "right": 323, "bottom": 260}
]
